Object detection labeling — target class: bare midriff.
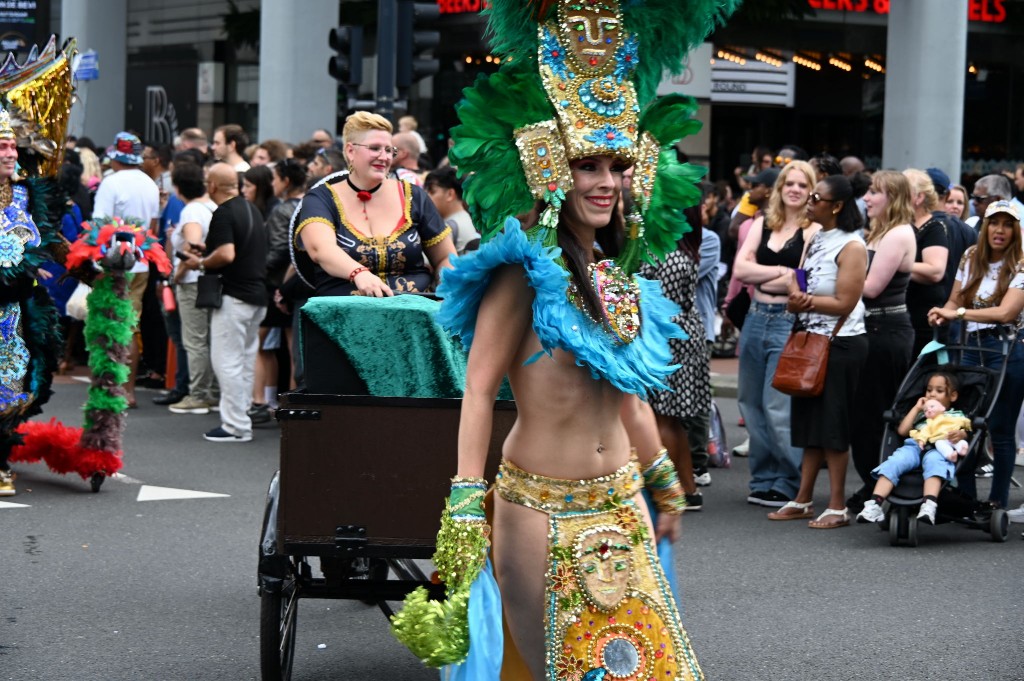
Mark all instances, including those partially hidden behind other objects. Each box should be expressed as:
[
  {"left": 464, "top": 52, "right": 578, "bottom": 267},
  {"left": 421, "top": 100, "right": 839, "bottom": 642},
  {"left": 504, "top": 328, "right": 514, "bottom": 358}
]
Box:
[{"left": 501, "top": 330, "right": 630, "bottom": 481}]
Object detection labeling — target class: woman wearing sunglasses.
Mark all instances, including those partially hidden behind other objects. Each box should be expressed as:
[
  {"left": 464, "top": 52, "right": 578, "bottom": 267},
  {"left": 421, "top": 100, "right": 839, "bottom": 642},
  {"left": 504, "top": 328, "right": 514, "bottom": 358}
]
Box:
[
  {"left": 294, "top": 111, "right": 456, "bottom": 297},
  {"left": 769, "top": 175, "right": 868, "bottom": 528}
]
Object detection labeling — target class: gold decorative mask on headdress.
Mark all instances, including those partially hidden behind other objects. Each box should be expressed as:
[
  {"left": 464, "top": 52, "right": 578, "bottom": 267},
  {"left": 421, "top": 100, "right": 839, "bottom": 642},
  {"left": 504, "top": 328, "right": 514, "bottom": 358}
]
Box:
[
  {"left": 515, "top": 0, "right": 642, "bottom": 214},
  {"left": 0, "top": 36, "right": 76, "bottom": 178}
]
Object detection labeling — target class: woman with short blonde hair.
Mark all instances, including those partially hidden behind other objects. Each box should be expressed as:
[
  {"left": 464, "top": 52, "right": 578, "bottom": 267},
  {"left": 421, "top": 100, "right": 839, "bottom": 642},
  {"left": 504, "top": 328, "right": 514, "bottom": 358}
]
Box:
[{"left": 296, "top": 110, "right": 454, "bottom": 297}]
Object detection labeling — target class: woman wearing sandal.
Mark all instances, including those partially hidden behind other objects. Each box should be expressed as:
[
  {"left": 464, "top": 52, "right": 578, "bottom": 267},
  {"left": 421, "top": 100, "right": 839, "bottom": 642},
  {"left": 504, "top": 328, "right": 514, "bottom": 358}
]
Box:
[{"left": 768, "top": 175, "right": 869, "bottom": 528}]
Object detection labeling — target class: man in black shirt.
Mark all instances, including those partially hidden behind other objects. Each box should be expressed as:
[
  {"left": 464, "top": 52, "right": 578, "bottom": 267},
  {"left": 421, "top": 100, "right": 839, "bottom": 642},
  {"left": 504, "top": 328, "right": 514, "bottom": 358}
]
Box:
[{"left": 180, "top": 162, "right": 267, "bottom": 442}]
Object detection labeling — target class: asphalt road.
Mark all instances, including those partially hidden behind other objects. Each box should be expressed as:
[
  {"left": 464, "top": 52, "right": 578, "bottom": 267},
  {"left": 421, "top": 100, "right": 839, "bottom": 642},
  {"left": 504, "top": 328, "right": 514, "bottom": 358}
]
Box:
[{"left": 2, "top": 381, "right": 1023, "bottom": 681}]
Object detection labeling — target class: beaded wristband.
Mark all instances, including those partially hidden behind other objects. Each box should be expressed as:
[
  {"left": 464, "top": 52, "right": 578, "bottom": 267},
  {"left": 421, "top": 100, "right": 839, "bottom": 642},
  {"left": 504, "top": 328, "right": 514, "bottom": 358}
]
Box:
[
  {"left": 348, "top": 266, "right": 369, "bottom": 282},
  {"left": 641, "top": 450, "right": 687, "bottom": 515},
  {"left": 448, "top": 476, "right": 488, "bottom": 521}
]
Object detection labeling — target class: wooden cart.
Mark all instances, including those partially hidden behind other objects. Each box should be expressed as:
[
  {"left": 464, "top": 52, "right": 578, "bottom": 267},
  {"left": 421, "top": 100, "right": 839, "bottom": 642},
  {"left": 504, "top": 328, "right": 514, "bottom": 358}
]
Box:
[{"left": 258, "top": 392, "right": 514, "bottom": 680}]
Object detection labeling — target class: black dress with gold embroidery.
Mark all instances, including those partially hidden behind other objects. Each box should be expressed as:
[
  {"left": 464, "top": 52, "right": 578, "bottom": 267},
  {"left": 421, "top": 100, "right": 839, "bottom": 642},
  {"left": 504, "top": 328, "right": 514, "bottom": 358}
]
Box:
[{"left": 293, "top": 179, "right": 450, "bottom": 297}]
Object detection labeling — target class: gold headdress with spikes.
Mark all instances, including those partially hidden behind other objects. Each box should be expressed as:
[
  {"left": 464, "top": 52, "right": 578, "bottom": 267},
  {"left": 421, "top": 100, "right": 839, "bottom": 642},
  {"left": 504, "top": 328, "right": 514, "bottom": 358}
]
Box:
[
  {"left": 0, "top": 36, "right": 76, "bottom": 177},
  {"left": 450, "top": 0, "right": 738, "bottom": 273},
  {"left": 0, "top": 107, "right": 14, "bottom": 140}
]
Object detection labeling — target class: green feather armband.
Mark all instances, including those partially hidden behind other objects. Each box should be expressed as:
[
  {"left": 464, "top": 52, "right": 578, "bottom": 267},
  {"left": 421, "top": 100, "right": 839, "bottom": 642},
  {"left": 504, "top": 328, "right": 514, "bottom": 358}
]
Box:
[{"left": 641, "top": 449, "right": 687, "bottom": 515}]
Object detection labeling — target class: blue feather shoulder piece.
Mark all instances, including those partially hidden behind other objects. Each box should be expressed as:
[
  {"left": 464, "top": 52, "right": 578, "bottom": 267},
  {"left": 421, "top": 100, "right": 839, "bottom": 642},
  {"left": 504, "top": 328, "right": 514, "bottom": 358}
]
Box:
[{"left": 436, "top": 218, "right": 684, "bottom": 396}]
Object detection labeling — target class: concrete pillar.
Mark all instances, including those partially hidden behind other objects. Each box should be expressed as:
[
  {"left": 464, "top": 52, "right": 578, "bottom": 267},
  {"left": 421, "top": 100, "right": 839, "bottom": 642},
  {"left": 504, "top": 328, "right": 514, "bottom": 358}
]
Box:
[
  {"left": 882, "top": 0, "right": 967, "bottom": 181},
  {"left": 258, "top": 0, "right": 338, "bottom": 142},
  {"left": 61, "top": 0, "right": 127, "bottom": 145}
]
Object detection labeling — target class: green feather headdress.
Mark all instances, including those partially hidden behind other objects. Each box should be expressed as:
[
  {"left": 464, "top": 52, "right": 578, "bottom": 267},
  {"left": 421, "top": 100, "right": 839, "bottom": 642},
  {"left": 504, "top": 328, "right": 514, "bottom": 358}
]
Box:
[{"left": 450, "top": 0, "right": 739, "bottom": 274}]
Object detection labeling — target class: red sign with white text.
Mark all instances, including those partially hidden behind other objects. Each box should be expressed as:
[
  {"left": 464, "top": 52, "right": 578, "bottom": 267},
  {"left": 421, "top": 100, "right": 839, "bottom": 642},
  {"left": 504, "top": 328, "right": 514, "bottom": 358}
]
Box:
[
  {"left": 437, "top": 0, "right": 489, "bottom": 14},
  {"left": 807, "top": 0, "right": 1006, "bottom": 23}
]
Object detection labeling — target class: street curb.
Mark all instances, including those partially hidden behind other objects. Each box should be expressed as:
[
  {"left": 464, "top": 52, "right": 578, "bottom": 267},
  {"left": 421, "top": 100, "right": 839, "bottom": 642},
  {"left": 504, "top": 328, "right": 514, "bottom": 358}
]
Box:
[{"left": 711, "top": 373, "right": 737, "bottom": 399}]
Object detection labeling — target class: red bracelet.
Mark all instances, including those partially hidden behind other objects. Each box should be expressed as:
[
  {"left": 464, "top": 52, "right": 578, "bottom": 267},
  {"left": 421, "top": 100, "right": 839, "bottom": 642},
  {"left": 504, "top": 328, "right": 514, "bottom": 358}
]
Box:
[{"left": 349, "top": 266, "right": 369, "bottom": 282}]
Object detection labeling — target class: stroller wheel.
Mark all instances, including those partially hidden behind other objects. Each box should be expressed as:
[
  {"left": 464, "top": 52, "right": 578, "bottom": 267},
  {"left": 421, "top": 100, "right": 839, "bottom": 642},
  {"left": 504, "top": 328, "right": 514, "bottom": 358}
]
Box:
[
  {"left": 888, "top": 511, "right": 901, "bottom": 546},
  {"left": 990, "top": 509, "right": 1009, "bottom": 542},
  {"left": 906, "top": 514, "right": 919, "bottom": 547}
]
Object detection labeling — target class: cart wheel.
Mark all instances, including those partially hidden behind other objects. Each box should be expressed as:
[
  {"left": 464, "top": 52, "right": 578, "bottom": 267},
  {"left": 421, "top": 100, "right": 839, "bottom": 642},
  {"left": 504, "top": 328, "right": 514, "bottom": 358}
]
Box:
[
  {"left": 888, "top": 511, "right": 901, "bottom": 546},
  {"left": 990, "top": 509, "right": 1009, "bottom": 543},
  {"left": 90, "top": 473, "right": 105, "bottom": 493},
  {"left": 260, "top": 577, "right": 298, "bottom": 681},
  {"left": 906, "top": 514, "right": 918, "bottom": 548}
]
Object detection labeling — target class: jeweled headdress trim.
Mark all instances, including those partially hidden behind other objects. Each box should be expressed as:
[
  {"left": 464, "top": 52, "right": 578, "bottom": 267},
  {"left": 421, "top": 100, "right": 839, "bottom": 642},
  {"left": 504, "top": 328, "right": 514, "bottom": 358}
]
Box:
[{"left": 450, "top": 0, "right": 739, "bottom": 273}]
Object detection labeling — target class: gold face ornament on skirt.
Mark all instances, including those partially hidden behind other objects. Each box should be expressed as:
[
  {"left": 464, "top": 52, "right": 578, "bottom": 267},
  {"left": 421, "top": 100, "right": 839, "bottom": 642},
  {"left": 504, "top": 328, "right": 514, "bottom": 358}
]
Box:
[
  {"left": 496, "top": 460, "right": 702, "bottom": 681},
  {"left": 546, "top": 503, "right": 702, "bottom": 681}
]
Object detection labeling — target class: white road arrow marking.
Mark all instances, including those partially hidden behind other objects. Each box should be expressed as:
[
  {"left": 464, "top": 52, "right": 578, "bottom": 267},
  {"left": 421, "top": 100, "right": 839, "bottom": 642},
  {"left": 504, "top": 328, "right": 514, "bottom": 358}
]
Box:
[
  {"left": 136, "top": 485, "right": 230, "bottom": 502},
  {"left": 0, "top": 500, "right": 30, "bottom": 509}
]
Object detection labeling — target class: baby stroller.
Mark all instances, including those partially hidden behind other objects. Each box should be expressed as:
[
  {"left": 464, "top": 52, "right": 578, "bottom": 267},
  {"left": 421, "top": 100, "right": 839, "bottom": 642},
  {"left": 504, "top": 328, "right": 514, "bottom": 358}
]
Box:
[{"left": 875, "top": 331, "right": 1012, "bottom": 546}]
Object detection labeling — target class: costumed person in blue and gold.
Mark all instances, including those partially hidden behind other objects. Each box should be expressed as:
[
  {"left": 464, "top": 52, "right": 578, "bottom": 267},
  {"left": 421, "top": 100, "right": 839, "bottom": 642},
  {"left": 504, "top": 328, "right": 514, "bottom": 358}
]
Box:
[
  {"left": 390, "top": 1, "right": 737, "bottom": 679},
  {"left": 0, "top": 36, "right": 76, "bottom": 496}
]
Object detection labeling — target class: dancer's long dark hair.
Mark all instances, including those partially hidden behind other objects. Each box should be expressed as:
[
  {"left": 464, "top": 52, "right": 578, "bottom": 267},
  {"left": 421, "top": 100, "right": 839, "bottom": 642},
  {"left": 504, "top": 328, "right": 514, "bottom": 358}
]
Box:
[{"left": 558, "top": 200, "right": 625, "bottom": 320}]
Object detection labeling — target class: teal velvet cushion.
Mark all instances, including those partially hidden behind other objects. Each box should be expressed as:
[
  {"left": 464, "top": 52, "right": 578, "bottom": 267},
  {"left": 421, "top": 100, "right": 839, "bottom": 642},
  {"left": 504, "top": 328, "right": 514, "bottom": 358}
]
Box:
[{"left": 300, "top": 295, "right": 512, "bottom": 400}]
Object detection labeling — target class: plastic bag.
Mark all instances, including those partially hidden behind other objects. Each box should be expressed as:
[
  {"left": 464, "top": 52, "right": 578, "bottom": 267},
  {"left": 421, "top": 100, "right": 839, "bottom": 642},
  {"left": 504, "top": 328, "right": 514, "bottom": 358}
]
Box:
[{"left": 66, "top": 281, "right": 91, "bottom": 321}]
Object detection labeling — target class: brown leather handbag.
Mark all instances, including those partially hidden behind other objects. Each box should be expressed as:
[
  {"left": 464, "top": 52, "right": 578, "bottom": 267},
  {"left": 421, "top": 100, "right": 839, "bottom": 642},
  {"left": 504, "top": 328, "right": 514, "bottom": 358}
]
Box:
[{"left": 771, "top": 316, "right": 847, "bottom": 398}]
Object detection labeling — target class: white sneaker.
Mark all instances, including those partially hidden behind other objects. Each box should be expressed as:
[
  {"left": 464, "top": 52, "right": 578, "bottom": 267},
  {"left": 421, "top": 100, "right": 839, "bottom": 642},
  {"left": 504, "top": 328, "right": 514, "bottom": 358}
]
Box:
[
  {"left": 1007, "top": 504, "right": 1024, "bottom": 524},
  {"left": 917, "top": 499, "right": 938, "bottom": 525},
  {"left": 732, "top": 437, "right": 749, "bottom": 457},
  {"left": 693, "top": 468, "right": 711, "bottom": 487},
  {"left": 856, "top": 499, "right": 885, "bottom": 523}
]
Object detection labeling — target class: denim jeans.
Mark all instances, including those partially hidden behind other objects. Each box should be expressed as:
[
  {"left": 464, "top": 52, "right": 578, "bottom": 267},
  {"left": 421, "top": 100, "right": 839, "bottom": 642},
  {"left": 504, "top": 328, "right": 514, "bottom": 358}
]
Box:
[
  {"left": 737, "top": 302, "right": 803, "bottom": 497},
  {"left": 210, "top": 295, "right": 265, "bottom": 438},
  {"left": 959, "top": 330, "right": 1024, "bottom": 508}
]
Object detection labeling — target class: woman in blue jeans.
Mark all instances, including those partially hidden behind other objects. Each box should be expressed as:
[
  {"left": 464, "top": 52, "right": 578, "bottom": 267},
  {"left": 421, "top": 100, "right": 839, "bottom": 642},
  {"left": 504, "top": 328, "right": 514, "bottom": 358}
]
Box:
[
  {"left": 734, "top": 161, "right": 820, "bottom": 507},
  {"left": 929, "top": 200, "right": 1024, "bottom": 509}
]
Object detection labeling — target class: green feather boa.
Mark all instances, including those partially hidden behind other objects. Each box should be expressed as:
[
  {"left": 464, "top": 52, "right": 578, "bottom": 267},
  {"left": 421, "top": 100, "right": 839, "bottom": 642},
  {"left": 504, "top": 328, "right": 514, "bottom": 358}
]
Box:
[{"left": 82, "top": 274, "right": 134, "bottom": 425}]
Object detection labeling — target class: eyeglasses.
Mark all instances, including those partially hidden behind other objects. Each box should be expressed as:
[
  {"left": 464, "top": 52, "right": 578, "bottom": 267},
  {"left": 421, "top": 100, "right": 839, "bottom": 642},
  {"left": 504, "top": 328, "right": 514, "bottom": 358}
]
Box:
[
  {"left": 970, "top": 194, "right": 992, "bottom": 203},
  {"left": 351, "top": 143, "right": 399, "bottom": 158},
  {"left": 775, "top": 155, "right": 793, "bottom": 166},
  {"left": 808, "top": 192, "right": 837, "bottom": 204}
]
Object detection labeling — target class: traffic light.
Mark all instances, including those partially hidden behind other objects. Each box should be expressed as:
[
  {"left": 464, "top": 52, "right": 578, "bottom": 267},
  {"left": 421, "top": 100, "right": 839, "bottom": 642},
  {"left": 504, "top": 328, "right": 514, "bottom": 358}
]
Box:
[
  {"left": 328, "top": 25, "right": 363, "bottom": 87},
  {"left": 396, "top": 0, "right": 440, "bottom": 91}
]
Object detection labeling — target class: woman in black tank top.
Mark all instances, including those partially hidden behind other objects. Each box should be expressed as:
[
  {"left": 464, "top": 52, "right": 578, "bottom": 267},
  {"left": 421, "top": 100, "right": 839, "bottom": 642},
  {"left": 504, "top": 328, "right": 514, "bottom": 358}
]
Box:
[
  {"left": 732, "top": 161, "right": 820, "bottom": 508},
  {"left": 847, "top": 170, "right": 918, "bottom": 508}
]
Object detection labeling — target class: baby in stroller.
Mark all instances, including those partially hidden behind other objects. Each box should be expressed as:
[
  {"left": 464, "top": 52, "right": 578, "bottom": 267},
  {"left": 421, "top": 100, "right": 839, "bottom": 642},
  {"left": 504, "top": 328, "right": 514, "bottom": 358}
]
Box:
[{"left": 857, "top": 372, "right": 970, "bottom": 525}]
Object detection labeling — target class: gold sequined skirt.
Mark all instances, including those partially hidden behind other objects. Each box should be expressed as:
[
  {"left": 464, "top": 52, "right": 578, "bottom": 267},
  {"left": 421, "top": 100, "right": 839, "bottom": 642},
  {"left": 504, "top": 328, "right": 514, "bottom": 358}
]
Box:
[{"left": 493, "top": 459, "right": 703, "bottom": 681}]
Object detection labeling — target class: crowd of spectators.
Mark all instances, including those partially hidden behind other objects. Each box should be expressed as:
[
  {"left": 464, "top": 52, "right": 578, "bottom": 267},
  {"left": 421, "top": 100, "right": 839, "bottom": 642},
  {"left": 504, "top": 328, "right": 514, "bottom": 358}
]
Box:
[
  {"left": 56, "top": 124, "right": 1024, "bottom": 522},
  {"left": 60, "top": 115, "right": 478, "bottom": 443},
  {"left": 708, "top": 143, "right": 1024, "bottom": 526}
]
